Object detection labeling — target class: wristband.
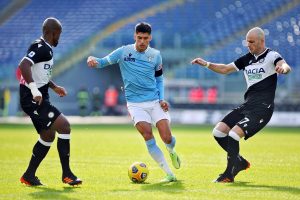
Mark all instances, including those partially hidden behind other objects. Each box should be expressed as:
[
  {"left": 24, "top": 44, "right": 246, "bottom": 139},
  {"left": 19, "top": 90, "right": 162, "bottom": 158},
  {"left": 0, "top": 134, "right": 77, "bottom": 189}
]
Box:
[
  {"left": 28, "top": 82, "right": 42, "bottom": 98},
  {"left": 205, "top": 62, "right": 210, "bottom": 68}
]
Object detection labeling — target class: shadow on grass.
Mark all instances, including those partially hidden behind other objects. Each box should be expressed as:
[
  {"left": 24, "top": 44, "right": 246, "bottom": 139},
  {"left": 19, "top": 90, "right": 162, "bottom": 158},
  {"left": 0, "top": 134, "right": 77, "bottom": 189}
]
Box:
[
  {"left": 141, "top": 179, "right": 185, "bottom": 193},
  {"left": 28, "top": 185, "right": 81, "bottom": 199},
  {"left": 110, "top": 180, "right": 185, "bottom": 194},
  {"left": 229, "top": 181, "right": 300, "bottom": 195}
]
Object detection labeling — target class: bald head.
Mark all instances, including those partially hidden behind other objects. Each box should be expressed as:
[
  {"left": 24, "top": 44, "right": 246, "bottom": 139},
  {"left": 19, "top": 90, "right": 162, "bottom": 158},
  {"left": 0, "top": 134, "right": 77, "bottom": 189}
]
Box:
[
  {"left": 246, "top": 27, "right": 266, "bottom": 55},
  {"left": 42, "top": 17, "right": 62, "bottom": 47},
  {"left": 247, "top": 27, "right": 265, "bottom": 41},
  {"left": 42, "top": 17, "right": 62, "bottom": 34}
]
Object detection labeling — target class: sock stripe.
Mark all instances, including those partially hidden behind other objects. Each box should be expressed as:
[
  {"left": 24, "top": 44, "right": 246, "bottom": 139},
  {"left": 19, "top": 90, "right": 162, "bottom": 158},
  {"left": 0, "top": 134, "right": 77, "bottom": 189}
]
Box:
[
  {"left": 38, "top": 137, "right": 53, "bottom": 146},
  {"left": 57, "top": 134, "right": 71, "bottom": 140},
  {"left": 213, "top": 128, "right": 227, "bottom": 138},
  {"left": 229, "top": 130, "right": 241, "bottom": 141}
]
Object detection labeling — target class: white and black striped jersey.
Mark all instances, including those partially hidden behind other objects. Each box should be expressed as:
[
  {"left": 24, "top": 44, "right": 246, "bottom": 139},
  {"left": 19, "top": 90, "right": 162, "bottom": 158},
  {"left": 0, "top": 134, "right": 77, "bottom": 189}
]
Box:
[
  {"left": 232, "top": 48, "right": 283, "bottom": 104},
  {"left": 19, "top": 37, "right": 53, "bottom": 88}
]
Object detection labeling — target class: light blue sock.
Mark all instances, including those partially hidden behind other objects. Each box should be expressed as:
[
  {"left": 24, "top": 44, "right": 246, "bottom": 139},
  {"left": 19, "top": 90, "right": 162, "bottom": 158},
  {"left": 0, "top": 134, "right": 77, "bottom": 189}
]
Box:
[
  {"left": 165, "top": 136, "right": 176, "bottom": 153},
  {"left": 146, "top": 138, "right": 173, "bottom": 175}
]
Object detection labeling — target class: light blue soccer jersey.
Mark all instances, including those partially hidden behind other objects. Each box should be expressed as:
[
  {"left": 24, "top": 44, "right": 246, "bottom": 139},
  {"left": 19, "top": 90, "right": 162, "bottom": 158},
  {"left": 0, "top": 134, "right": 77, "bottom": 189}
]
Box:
[{"left": 96, "top": 44, "right": 164, "bottom": 103}]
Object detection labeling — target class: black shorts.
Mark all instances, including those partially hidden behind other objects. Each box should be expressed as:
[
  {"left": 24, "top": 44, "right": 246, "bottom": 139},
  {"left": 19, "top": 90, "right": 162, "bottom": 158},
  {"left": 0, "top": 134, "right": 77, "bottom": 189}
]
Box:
[
  {"left": 20, "top": 84, "right": 61, "bottom": 133},
  {"left": 221, "top": 102, "right": 274, "bottom": 140}
]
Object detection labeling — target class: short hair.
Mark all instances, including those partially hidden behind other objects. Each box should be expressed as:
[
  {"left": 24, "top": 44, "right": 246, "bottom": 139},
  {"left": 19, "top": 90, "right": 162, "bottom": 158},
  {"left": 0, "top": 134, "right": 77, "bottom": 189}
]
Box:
[{"left": 135, "top": 22, "right": 151, "bottom": 34}]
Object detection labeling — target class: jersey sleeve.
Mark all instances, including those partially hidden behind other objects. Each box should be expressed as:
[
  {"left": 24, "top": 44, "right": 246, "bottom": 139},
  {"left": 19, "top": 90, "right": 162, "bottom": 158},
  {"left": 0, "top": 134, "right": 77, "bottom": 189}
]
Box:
[
  {"left": 233, "top": 53, "right": 252, "bottom": 71},
  {"left": 271, "top": 51, "right": 283, "bottom": 66},
  {"left": 24, "top": 43, "right": 51, "bottom": 64},
  {"left": 154, "top": 51, "right": 163, "bottom": 77},
  {"left": 96, "top": 46, "right": 124, "bottom": 68},
  {"left": 154, "top": 51, "right": 164, "bottom": 100}
]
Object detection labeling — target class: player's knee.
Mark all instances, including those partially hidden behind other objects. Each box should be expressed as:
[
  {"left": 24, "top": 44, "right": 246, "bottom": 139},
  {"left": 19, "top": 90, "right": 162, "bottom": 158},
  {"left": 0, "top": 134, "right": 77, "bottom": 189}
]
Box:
[
  {"left": 60, "top": 120, "right": 71, "bottom": 134},
  {"left": 212, "top": 127, "right": 227, "bottom": 138},
  {"left": 40, "top": 131, "right": 56, "bottom": 142},
  {"left": 141, "top": 131, "right": 153, "bottom": 141}
]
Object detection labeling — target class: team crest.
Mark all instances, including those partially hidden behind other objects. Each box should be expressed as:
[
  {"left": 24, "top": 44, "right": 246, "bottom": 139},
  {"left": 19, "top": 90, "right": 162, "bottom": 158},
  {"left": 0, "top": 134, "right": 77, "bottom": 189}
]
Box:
[{"left": 148, "top": 55, "right": 154, "bottom": 62}]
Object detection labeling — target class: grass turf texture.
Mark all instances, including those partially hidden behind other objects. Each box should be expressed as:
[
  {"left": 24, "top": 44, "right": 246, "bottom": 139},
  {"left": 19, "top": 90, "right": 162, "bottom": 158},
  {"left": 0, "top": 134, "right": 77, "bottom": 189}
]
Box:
[{"left": 0, "top": 124, "right": 299, "bottom": 200}]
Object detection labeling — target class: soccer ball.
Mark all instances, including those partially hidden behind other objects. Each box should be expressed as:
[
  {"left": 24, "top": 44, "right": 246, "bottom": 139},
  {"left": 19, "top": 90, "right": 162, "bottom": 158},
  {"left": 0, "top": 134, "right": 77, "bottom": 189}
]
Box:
[{"left": 128, "top": 162, "right": 149, "bottom": 183}]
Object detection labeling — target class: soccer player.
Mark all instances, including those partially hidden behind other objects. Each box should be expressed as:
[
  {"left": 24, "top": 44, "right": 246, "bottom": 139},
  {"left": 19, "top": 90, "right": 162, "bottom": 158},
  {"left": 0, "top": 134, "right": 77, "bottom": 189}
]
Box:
[
  {"left": 87, "top": 22, "right": 181, "bottom": 182},
  {"left": 191, "top": 27, "right": 291, "bottom": 183},
  {"left": 18, "top": 17, "right": 82, "bottom": 186}
]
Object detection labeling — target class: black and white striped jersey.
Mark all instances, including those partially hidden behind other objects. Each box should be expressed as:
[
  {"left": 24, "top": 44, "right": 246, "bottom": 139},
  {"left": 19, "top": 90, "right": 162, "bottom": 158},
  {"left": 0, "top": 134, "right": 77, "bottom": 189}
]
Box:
[
  {"left": 19, "top": 37, "right": 53, "bottom": 88},
  {"left": 232, "top": 48, "right": 283, "bottom": 104}
]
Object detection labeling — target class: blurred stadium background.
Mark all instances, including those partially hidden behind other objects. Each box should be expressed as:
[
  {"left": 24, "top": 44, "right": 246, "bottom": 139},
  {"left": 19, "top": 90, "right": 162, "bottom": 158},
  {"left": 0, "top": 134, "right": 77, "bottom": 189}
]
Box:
[{"left": 0, "top": 0, "right": 299, "bottom": 126}]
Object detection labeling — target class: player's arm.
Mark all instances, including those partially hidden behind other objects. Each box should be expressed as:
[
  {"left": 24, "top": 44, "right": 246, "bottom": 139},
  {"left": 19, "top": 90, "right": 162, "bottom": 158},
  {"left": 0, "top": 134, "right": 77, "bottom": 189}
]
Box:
[
  {"left": 155, "top": 54, "right": 168, "bottom": 112},
  {"left": 49, "top": 80, "right": 67, "bottom": 97},
  {"left": 87, "top": 47, "right": 123, "bottom": 68},
  {"left": 275, "top": 60, "right": 291, "bottom": 74},
  {"left": 191, "top": 57, "right": 237, "bottom": 74},
  {"left": 19, "top": 58, "right": 42, "bottom": 105}
]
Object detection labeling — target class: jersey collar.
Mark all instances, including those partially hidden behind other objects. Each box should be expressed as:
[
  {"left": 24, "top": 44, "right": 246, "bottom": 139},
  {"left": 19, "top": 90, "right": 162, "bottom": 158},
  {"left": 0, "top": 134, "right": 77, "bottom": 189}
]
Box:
[
  {"left": 40, "top": 37, "right": 52, "bottom": 48},
  {"left": 253, "top": 48, "right": 268, "bottom": 59}
]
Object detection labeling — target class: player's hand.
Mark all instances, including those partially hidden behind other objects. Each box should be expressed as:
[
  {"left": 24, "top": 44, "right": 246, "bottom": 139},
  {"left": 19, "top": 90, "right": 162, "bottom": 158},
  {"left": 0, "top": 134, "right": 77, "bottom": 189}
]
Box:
[
  {"left": 87, "top": 56, "right": 99, "bottom": 68},
  {"left": 191, "top": 57, "right": 208, "bottom": 67},
  {"left": 159, "top": 100, "right": 169, "bottom": 112},
  {"left": 275, "top": 65, "right": 287, "bottom": 74},
  {"left": 33, "top": 96, "right": 43, "bottom": 105},
  {"left": 53, "top": 86, "right": 67, "bottom": 97}
]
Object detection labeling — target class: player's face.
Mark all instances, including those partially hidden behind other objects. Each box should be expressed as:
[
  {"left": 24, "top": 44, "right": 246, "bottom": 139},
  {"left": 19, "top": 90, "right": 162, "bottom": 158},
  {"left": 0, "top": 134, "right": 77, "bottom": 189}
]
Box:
[
  {"left": 52, "top": 29, "right": 62, "bottom": 47},
  {"left": 134, "top": 32, "right": 152, "bottom": 52},
  {"left": 246, "top": 32, "right": 263, "bottom": 55}
]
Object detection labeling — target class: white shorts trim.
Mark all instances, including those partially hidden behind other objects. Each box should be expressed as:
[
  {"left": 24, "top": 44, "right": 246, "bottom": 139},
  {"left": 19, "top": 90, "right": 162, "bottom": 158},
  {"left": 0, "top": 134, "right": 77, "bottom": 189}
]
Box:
[{"left": 127, "top": 100, "right": 170, "bottom": 126}]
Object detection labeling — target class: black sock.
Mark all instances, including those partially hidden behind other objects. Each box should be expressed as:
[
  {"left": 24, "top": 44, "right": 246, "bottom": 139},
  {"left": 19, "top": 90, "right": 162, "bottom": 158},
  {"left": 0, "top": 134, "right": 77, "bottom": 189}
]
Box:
[
  {"left": 24, "top": 141, "right": 51, "bottom": 177},
  {"left": 215, "top": 136, "right": 244, "bottom": 161},
  {"left": 57, "top": 138, "right": 71, "bottom": 176},
  {"left": 225, "top": 136, "right": 240, "bottom": 175},
  {"left": 214, "top": 136, "right": 228, "bottom": 152}
]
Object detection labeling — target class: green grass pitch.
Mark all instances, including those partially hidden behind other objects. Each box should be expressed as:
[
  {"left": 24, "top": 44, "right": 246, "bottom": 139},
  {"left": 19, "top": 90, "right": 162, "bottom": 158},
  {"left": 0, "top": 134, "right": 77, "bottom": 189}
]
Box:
[{"left": 0, "top": 124, "right": 299, "bottom": 200}]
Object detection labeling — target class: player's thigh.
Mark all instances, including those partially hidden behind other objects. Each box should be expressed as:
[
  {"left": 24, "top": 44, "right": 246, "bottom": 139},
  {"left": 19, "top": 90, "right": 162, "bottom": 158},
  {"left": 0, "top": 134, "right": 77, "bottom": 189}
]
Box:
[
  {"left": 152, "top": 101, "right": 170, "bottom": 125},
  {"left": 51, "top": 113, "right": 71, "bottom": 134}
]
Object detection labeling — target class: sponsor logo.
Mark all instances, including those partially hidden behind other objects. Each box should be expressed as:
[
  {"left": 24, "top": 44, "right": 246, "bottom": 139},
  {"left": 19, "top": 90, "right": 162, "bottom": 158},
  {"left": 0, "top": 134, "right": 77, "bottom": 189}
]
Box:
[
  {"left": 245, "top": 68, "right": 265, "bottom": 74},
  {"left": 124, "top": 53, "right": 135, "bottom": 62},
  {"left": 245, "top": 67, "right": 265, "bottom": 80}
]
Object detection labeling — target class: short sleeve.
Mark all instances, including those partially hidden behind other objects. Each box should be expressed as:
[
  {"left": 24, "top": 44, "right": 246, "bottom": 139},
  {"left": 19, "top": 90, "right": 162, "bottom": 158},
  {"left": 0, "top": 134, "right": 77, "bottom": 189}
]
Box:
[
  {"left": 233, "top": 53, "right": 252, "bottom": 71},
  {"left": 271, "top": 51, "right": 283, "bottom": 66},
  {"left": 24, "top": 43, "right": 52, "bottom": 64},
  {"left": 106, "top": 46, "right": 124, "bottom": 64}
]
